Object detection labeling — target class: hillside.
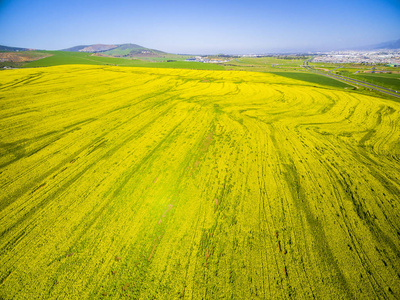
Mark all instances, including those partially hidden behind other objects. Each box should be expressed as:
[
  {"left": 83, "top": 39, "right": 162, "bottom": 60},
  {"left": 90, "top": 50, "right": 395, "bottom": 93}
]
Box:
[
  {"left": 373, "top": 38, "right": 400, "bottom": 50},
  {"left": 61, "top": 45, "right": 90, "bottom": 52},
  {"left": 62, "top": 44, "right": 117, "bottom": 52},
  {"left": 0, "top": 45, "right": 33, "bottom": 52},
  {"left": 79, "top": 44, "right": 118, "bottom": 52},
  {"left": 21, "top": 51, "right": 222, "bottom": 70},
  {"left": 0, "top": 51, "right": 52, "bottom": 67},
  {"left": 359, "top": 38, "right": 400, "bottom": 50},
  {"left": 62, "top": 43, "right": 166, "bottom": 57},
  {"left": 101, "top": 44, "right": 165, "bottom": 57}
]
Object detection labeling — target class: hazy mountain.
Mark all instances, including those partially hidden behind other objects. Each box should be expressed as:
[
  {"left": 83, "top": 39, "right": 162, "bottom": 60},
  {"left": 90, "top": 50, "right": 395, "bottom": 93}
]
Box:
[
  {"left": 372, "top": 38, "right": 400, "bottom": 50},
  {"left": 62, "top": 44, "right": 117, "bottom": 52},
  {"left": 104, "top": 44, "right": 165, "bottom": 57},
  {"left": 79, "top": 44, "right": 118, "bottom": 52},
  {"left": 62, "top": 45, "right": 88, "bottom": 52},
  {"left": 355, "top": 38, "right": 400, "bottom": 51},
  {"left": 0, "top": 45, "right": 33, "bottom": 51},
  {"left": 62, "top": 43, "right": 166, "bottom": 57}
]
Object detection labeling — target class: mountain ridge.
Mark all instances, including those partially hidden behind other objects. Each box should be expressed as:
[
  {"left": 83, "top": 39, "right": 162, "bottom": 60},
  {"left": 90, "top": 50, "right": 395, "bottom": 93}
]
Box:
[
  {"left": 0, "top": 45, "right": 35, "bottom": 52},
  {"left": 62, "top": 44, "right": 118, "bottom": 52},
  {"left": 371, "top": 38, "right": 400, "bottom": 50},
  {"left": 62, "top": 43, "right": 166, "bottom": 57},
  {"left": 2, "top": 37, "right": 400, "bottom": 55}
]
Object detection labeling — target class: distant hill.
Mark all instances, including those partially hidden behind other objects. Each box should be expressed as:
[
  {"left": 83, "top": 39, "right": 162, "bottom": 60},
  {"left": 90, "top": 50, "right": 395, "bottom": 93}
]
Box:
[
  {"left": 372, "top": 38, "right": 400, "bottom": 50},
  {"left": 0, "top": 45, "right": 33, "bottom": 51},
  {"left": 356, "top": 38, "right": 400, "bottom": 50},
  {"left": 62, "top": 44, "right": 118, "bottom": 52},
  {"left": 61, "top": 45, "right": 90, "bottom": 52},
  {"left": 102, "top": 44, "right": 165, "bottom": 57},
  {"left": 0, "top": 51, "right": 51, "bottom": 64},
  {"left": 62, "top": 43, "right": 166, "bottom": 57},
  {"left": 81, "top": 44, "right": 117, "bottom": 52}
]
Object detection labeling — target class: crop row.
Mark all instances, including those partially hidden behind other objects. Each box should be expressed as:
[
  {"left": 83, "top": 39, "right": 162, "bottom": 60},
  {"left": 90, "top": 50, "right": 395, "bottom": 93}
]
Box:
[{"left": 0, "top": 65, "right": 399, "bottom": 299}]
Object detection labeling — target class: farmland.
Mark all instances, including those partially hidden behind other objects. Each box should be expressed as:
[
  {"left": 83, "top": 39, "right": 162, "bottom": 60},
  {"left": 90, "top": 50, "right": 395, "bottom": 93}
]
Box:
[
  {"left": 21, "top": 51, "right": 224, "bottom": 71},
  {"left": 0, "top": 51, "right": 52, "bottom": 68},
  {"left": 1, "top": 65, "right": 400, "bottom": 299},
  {"left": 308, "top": 61, "right": 400, "bottom": 92},
  {"left": 343, "top": 73, "right": 400, "bottom": 91}
]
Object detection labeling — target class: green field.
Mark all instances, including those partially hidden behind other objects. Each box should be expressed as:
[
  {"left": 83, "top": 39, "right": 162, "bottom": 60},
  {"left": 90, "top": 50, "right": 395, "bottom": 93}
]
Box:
[
  {"left": 22, "top": 51, "right": 224, "bottom": 70},
  {"left": 328, "top": 69, "right": 400, "bottom": 91},
  {"left": 309, "top": 62, "right": 400, "bottom": 91},
  {"left": 22, "top": 51, "right": 138, "bottom": 67},
  {"left": 1, "top": 65, "right": 400, "bottom": 299},
  {"left": 20, "top": 53, "right": 354, "bottom": 89},
  {"left": 223, "top": 57, "right": 306, "bottom": 72},
  {"left": 0, "top": 51, "right": 52, "bottom": 68},
  {"left": 352, "top": 73, "right": 400, "bottom": 91},
  {"left": 270, "top": 72, "right": 353, "bottom": 88}
]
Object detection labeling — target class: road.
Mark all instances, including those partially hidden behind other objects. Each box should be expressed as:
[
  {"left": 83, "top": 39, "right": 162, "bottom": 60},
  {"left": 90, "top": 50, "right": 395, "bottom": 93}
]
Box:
[{"left": 302, "top": 60, "right": 400, "bottom": 99}]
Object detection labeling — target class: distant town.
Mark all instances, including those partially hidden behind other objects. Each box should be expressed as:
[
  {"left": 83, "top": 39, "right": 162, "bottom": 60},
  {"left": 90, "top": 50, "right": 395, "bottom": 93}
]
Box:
[
  {"left": 186, "top": 49, "right": 400, "bottom": 66},
  {"left": 185, "top": 56, "right": 230, "bottom": 63},
  {"left": 313, "top": 49, "right": 400, "bottom": 66}
]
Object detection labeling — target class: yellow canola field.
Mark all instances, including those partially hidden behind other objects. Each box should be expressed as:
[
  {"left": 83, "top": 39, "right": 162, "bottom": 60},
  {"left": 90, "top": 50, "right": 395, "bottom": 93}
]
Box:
[{"left": 0, "top": 65, "right": 399, "bottom": 299}]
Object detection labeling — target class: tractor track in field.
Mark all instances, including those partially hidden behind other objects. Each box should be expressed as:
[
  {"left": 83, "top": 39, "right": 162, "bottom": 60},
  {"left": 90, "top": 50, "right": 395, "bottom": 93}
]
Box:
[
  {"left": 0, "top": 98, "right": 181, "bottom": 236},
  {"left": 1, "top": 65, "right": 400, "bottom": 299}
]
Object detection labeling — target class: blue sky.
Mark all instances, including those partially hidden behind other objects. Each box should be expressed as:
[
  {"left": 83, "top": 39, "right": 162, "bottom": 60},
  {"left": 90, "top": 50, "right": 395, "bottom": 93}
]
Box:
[{"left": 1, "top": 0, "right": 399, "bottom": 54}]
